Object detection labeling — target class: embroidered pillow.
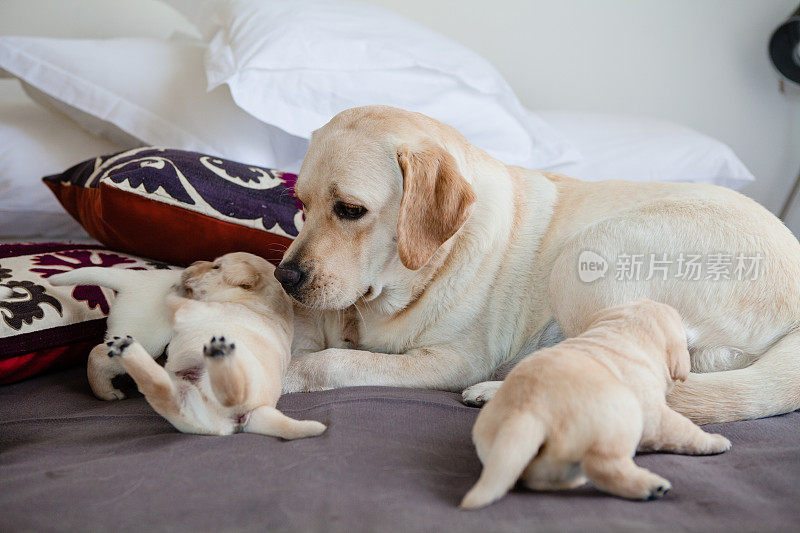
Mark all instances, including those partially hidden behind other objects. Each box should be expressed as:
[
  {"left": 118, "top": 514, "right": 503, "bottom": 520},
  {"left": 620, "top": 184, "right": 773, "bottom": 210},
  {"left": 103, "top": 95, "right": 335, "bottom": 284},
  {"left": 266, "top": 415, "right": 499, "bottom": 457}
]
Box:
[
  {"left": 43, "top": 147, "right": 302, "bottom": 266},
  {"left": 0, "top": 243, "right": 176, "bottom": 384}
]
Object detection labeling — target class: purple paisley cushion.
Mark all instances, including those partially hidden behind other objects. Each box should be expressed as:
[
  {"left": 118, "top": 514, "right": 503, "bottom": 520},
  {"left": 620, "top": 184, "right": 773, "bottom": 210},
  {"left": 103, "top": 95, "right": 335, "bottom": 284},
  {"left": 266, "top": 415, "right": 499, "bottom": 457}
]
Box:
[{"left": 43, "top": 147, "right": 303, "bottom": 266}]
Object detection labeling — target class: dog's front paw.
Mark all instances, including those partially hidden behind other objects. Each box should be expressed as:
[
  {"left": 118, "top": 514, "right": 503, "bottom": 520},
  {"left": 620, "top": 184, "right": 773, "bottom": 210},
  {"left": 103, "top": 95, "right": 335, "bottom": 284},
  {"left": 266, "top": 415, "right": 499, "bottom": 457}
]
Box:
[
  {"left": 283, "top": 363, "right": 309, "bottom": 393},
  {"left": 461, "top": 381, "right": 502, "bottom": 407},
  {"left": 697, "top": 433, "right": 732, "bottom": 455},
  {"left": 283, "top": 356, "right": 327, "bottom": 393},
  {"left": 203, "top": 336, "right": 235, "bottom": 358},
  {"left": 106, "top": 336, "right": 134, "bottom": 358}
]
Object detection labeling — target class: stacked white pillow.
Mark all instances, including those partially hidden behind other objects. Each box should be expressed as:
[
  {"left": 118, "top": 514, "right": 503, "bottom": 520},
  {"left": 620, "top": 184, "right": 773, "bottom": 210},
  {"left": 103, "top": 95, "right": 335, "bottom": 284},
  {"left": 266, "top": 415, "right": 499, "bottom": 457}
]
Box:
[
  {"left": 0, "top": 0, "right": 758, "bottom": 243},
  {"left": 542, "top": 111, "right": 754, "bottom": 190},
  {"left": 0, "top": 0, "right": 580, "bottom": 173},
  {"left": 0, "top": 36, "right": 309, "bottom": 171},
  {"left": 164, "top": 0, "right": 580, "bottom": 170}
]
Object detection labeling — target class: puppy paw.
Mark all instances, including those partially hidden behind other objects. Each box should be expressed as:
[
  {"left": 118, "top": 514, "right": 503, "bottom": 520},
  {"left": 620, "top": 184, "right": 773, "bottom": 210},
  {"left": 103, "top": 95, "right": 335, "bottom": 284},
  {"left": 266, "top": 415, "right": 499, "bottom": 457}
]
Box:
[
  {"left": 647, "top": 480, "right": 672, "bottom": 501},
  {"left": 96, "top": 388, "right": 126, "bottom": 401},
  {"left": 699, "top": 433, "right": 732, "bottom": 455},
  {"left": 203, "top": 336, "right": 235, "bottom": 358},
  {"left": 106, "top": 336, "right": 134, "bottom": 358},
  {"left": 461, "top": 381, "right": 502, "bottom": 407}
]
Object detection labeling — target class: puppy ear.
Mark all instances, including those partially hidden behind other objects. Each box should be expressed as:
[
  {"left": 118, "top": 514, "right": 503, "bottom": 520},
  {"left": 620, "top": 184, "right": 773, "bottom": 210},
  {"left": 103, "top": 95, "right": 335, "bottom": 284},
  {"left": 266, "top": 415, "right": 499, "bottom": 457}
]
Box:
[
  {"left": 666, "top": 328, "right": 691, "bottom": 382},
  {"left": 223, "top": 262, "right": 261, "bottom": 290},
  {"left": 396, "top": 144, "right": 477, "bottom": 270}
]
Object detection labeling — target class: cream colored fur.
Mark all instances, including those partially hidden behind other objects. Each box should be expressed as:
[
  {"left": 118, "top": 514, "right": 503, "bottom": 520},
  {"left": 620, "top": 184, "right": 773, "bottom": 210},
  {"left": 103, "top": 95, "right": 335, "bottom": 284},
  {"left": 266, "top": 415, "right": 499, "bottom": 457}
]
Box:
[
  {"left": 460, "top": 299, "right": 730, "bottom": 509},
  {"left": 281, "top": 105, "right": 800, "bottom": 425},
  {"left": 48, "top": 267, "right": 181, "bottom": 400},
  {"left": 55, "top": 253, "right": 325, "bottom": 438}
]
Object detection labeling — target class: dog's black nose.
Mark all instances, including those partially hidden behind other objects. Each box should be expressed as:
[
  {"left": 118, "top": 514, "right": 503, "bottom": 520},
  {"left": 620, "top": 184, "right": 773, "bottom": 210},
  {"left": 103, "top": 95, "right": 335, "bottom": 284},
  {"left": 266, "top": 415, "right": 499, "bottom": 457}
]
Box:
[{"left": 274, "top": 261, "right": 306, "bottom": 292}]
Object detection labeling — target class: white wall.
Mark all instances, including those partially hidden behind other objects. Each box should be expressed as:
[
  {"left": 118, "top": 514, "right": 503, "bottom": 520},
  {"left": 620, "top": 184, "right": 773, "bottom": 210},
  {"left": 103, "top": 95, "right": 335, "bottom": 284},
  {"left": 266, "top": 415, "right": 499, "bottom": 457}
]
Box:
[
  {"left": 1, "top": 0, "right": 798, "bottom": 215},
  {"left": 364, "top": 0, "right": 800, "bottom": 216}
]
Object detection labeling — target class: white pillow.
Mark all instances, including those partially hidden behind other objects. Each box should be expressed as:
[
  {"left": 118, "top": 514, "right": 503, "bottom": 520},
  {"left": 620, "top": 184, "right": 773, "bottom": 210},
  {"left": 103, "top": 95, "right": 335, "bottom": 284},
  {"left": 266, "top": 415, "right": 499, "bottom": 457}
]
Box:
[
  {"left": 0, "top": 36, "right": 309, "bottom": 172},
  {"left": 165, "top": 0, "right": 580, "bottom": 170},
  {"left": 0, "top": 100, "right": 122, "bottom": 240},
  {"left": 541, "top": 111, "right": 755, "bottom": 189}
]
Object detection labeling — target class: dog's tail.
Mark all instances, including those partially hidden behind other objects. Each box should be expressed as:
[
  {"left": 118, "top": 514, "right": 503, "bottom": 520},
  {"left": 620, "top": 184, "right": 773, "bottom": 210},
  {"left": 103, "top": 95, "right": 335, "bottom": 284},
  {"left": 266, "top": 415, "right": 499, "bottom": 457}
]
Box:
[
  {"left": 668, "top": 328, "right": 800, "bottom": 424},
  {"left": 460, "top": 413, "right": 546, "bottom": 510},
  {"left": 245, "top": 405, "right": 327, "bottom": 440}
]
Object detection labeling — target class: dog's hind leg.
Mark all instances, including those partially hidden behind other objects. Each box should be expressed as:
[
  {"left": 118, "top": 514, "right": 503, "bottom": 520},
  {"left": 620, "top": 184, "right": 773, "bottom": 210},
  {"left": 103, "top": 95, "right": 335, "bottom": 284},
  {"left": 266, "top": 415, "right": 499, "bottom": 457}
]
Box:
[
  {"left": 107, "top": 336, "right": 179, "bottom": 416},
  {"left": 641, "top": 406, "right": 731, "bottom": 455},
  {"left": 244, "top": 405, "right": 326, "bottom": 440},
  {"left": 582, "top": 453, "right": 671, "bottom": 501},
  {"left": 668, "top": 328, "right": 800, "bottom": 424},
  {"left": 87, "top": 343, "right": 127, "bottom": 400},
  {"left": 203, "top": 336, "right": 251, "bottom": 408}
]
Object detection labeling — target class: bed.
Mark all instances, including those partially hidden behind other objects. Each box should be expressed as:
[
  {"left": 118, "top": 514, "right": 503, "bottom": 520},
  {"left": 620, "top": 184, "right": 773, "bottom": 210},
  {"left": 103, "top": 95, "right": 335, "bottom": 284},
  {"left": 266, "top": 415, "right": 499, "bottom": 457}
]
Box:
[
  {"left": 2, "top": 367, "right": 799, "bottom": 531},
  {"left": 1, "top": 1, "right": 796, "bottom": 530}
]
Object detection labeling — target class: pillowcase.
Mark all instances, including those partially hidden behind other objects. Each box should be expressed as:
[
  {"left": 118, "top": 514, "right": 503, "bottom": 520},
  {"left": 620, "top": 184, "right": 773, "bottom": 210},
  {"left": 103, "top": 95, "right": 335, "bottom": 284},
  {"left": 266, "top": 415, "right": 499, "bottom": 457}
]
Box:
[
  {"left": 43, "top": 147, "right": 302, "bottom": 266},
  {"left": 0, "top": 100, "right": 122, "bottom": 241},
  {"left": 0, "top": 243, "right": 176, "bottom": 385},
  {"left": 164, "top": 0, "right": 580, "bottom": 170},
  {"left": 541, "top": 111, "right": 755, "bottom": 189},
  {"left": 0, "top": 35, "right": 309, "bottom": 172}
]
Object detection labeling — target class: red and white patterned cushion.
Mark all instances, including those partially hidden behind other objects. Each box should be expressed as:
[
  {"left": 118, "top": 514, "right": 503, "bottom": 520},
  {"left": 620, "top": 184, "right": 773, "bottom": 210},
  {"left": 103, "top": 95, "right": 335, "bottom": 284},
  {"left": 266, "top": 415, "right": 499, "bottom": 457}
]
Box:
[{"left": 0, "top": 243, "right": 177, "bottom": 384}]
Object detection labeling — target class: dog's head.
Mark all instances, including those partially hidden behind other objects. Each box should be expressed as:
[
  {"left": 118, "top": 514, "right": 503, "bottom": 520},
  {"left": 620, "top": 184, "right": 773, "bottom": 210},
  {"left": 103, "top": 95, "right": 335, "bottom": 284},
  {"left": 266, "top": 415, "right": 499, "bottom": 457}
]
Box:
[
  {"left": 182, "top": 252, "right": 277, "bottom": 301},
  {"left": 276, "top": 106, "right": 477, "bottom": 309}
]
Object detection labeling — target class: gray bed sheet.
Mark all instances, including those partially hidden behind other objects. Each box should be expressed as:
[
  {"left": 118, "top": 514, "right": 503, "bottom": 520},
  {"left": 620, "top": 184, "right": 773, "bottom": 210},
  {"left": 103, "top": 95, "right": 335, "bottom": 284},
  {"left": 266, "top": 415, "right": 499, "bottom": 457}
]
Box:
[{"left": 1, "top": 367, "right": 798, "bottom": 532}]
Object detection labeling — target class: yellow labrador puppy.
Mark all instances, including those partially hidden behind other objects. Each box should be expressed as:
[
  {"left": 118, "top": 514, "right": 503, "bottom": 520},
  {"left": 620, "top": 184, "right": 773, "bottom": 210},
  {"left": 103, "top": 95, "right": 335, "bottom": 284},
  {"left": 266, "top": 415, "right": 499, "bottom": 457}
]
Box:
[
  {"left": 108, "top": 253, "right": 326, "bottom": 438},
  {"left": 460, "top": 299, "right": 730, "bottom": 509},
  {"left": 277, "top": 105, "right": 800, "bottom": 424}
]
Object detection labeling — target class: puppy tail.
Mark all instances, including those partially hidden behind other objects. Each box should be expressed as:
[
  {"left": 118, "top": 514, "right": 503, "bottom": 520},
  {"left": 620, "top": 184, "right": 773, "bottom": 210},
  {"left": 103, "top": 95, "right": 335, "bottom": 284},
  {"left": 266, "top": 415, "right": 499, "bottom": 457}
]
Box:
[
  {"left": 460, "top": 413, "right": 545, "bottom": 510},
  {"left": 668, "top": 328, "right": 800, "bottom": 424},
  {"left": 245, "top": 405, "right": 327, "bottom": 440}
]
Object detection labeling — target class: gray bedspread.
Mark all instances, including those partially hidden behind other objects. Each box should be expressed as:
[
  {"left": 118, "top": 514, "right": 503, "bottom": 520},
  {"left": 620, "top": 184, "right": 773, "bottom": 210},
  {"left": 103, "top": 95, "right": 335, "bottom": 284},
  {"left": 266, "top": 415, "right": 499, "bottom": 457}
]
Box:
[{"left": 1, "top": 367, "right": 798, "bottom": 532}]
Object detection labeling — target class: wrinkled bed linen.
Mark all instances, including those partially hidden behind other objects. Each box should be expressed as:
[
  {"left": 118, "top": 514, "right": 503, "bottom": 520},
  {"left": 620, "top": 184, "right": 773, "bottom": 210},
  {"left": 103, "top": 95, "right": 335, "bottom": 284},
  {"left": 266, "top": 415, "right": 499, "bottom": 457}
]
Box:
[{"left": 1, "top": 367, "right": 798, "bottom": 532}]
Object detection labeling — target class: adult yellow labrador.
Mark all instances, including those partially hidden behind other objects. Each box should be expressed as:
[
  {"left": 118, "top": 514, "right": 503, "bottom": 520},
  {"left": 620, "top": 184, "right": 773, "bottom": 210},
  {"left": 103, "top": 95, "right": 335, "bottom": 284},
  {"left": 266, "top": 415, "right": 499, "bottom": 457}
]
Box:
[{"left": 276, "top": 105, "right": 800, "bottom": 424}]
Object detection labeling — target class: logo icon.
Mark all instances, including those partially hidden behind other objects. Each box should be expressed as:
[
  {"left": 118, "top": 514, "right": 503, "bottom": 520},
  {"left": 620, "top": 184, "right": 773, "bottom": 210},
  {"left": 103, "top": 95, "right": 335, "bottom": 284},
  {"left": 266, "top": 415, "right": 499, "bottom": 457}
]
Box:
[{"left": 578, "top": 250, "right": 608, "bottom": 283}]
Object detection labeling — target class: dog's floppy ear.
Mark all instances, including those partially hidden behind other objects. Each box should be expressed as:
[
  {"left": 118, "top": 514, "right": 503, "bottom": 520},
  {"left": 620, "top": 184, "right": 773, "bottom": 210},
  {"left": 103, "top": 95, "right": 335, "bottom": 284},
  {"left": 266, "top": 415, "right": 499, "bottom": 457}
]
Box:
[
  {"left": 223, "top": 262, "right": 261, "bottom": 290},
  {"left": 396, "top": 143, "right": 477, "bottom": 270}
]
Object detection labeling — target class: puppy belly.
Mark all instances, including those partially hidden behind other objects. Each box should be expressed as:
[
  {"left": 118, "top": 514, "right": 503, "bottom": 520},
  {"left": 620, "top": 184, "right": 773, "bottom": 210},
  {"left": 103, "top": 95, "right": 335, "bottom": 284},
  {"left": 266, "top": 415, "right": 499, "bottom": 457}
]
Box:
[{"left": 523, "top": 458, "right": 586, "bottom": 491}]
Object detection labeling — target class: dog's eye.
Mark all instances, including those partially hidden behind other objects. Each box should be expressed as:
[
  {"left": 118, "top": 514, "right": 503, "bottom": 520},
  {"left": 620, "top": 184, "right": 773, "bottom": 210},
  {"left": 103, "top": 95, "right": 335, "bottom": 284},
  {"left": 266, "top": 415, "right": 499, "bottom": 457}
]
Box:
[
  {"left": 334, "top": 201, "right": 367, "bottom": 220},
  {"left": 212, "top": 265, "right": 220, "bottom": 270}
]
